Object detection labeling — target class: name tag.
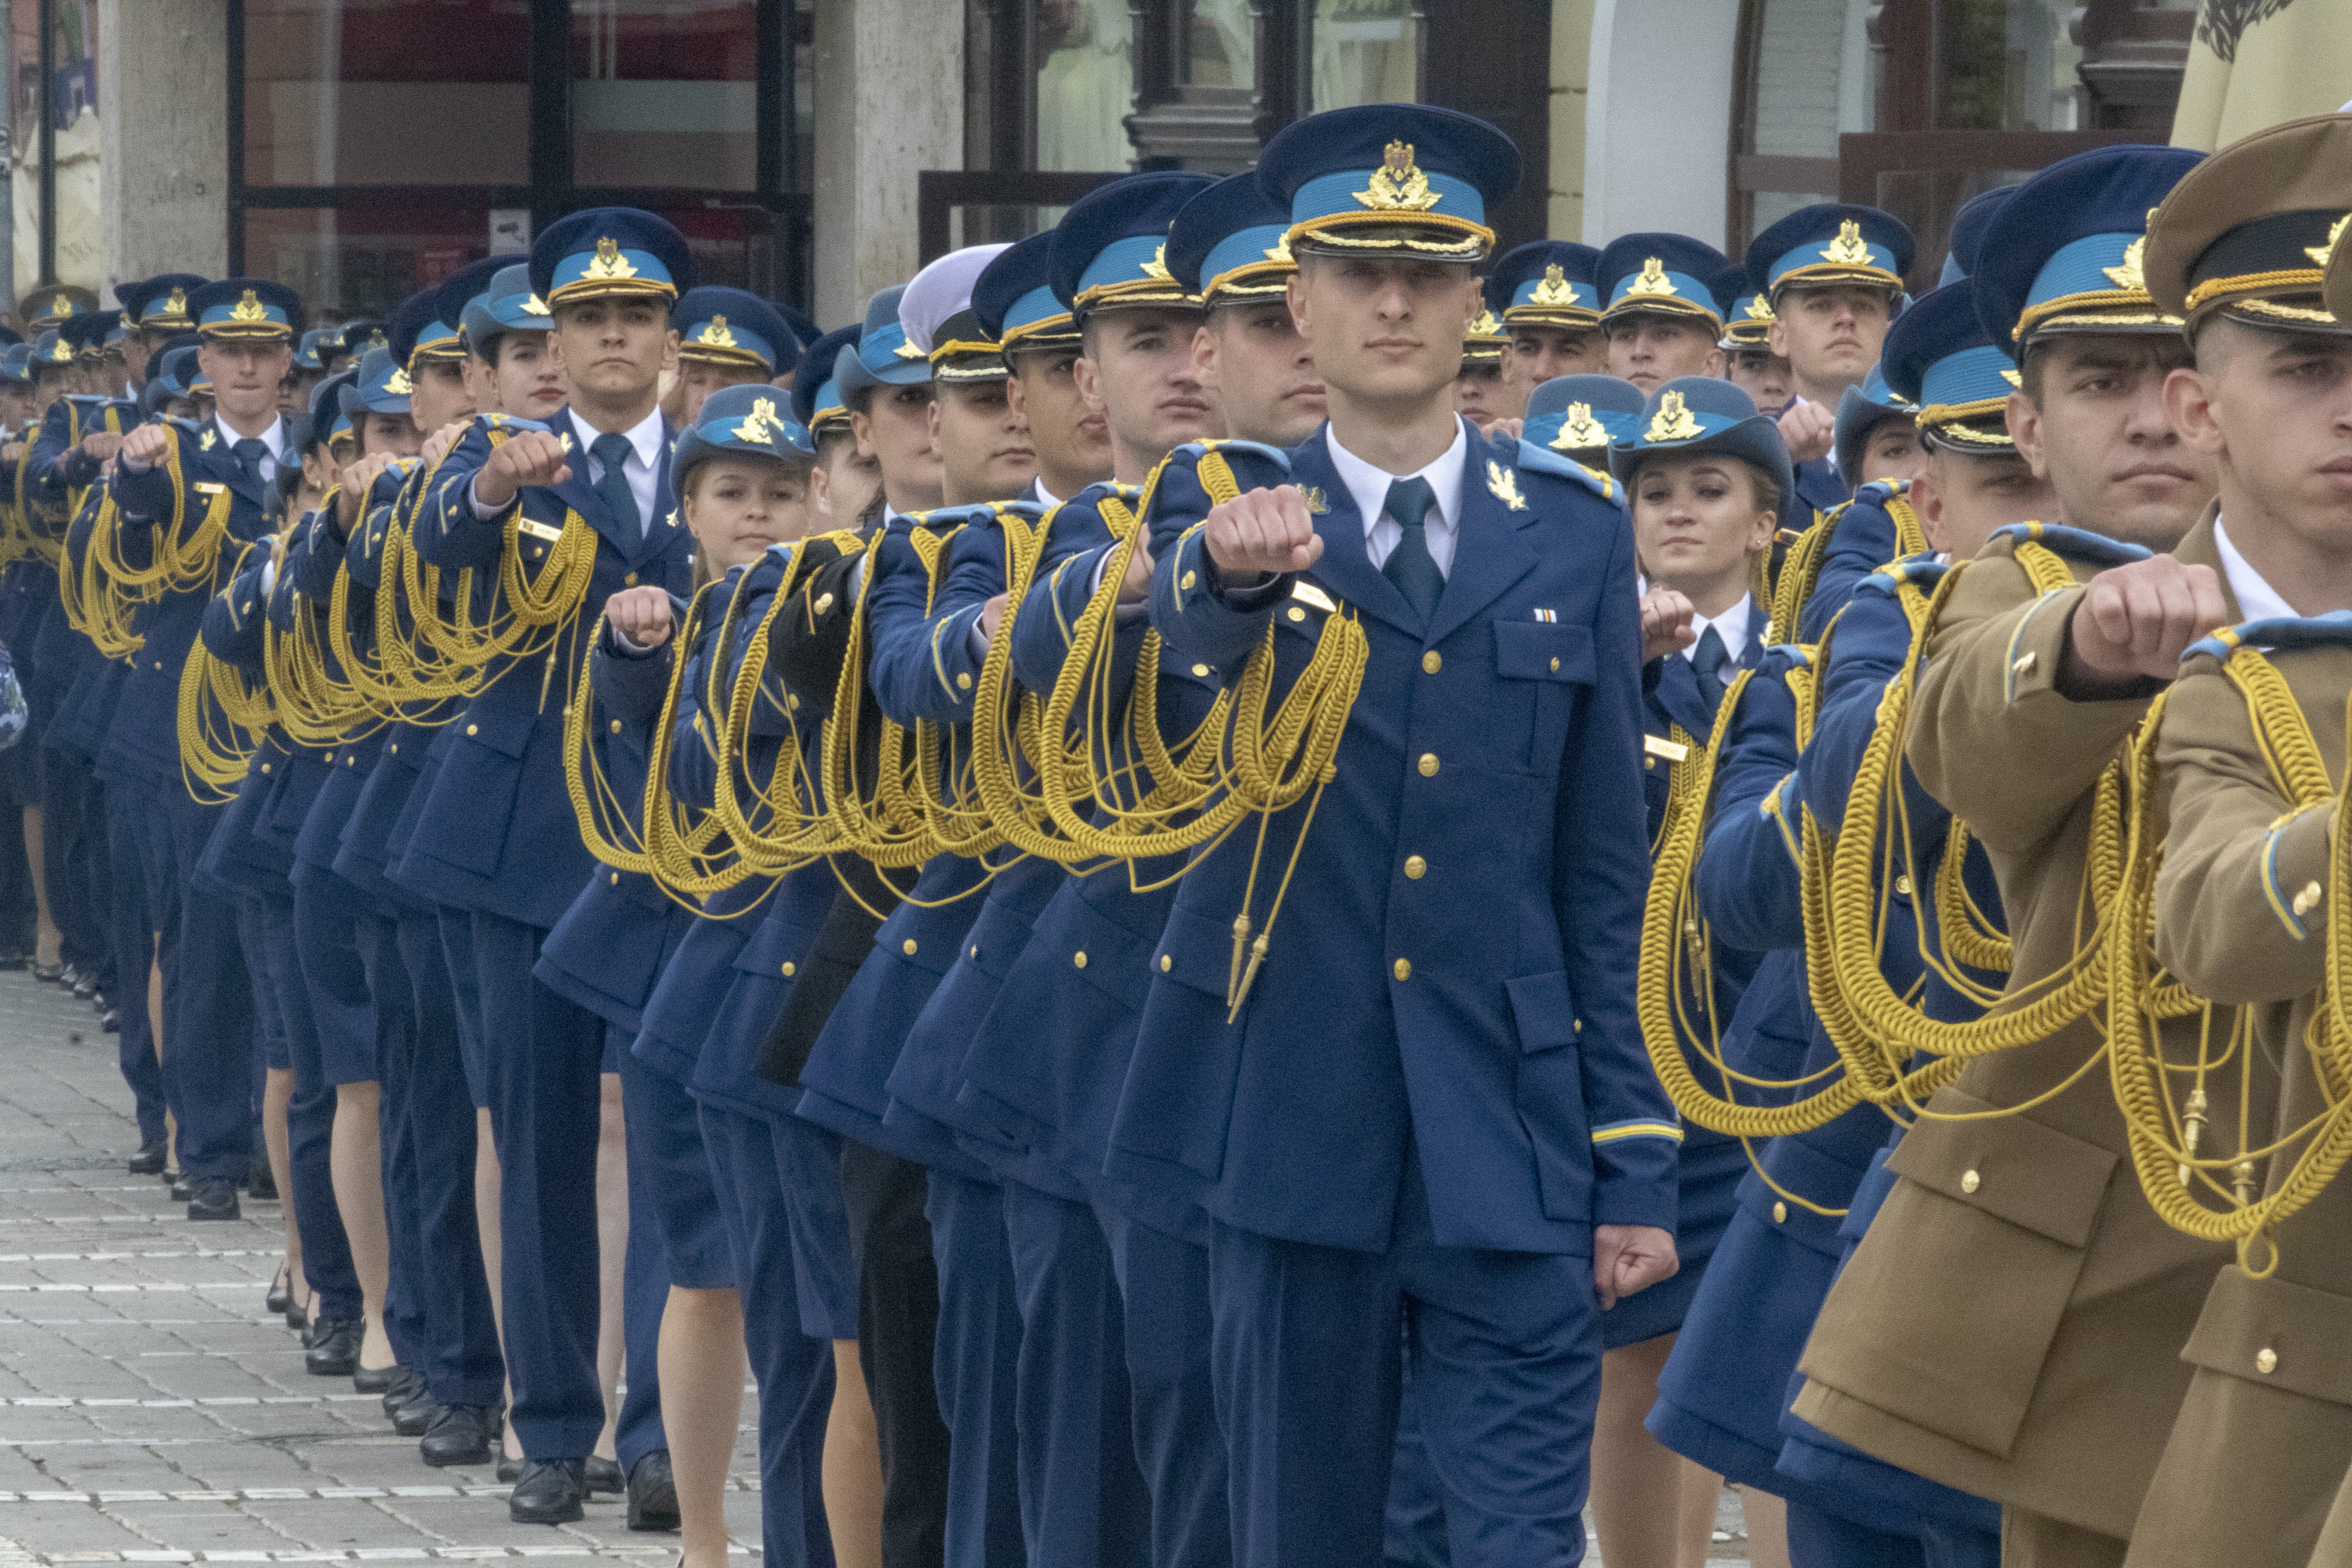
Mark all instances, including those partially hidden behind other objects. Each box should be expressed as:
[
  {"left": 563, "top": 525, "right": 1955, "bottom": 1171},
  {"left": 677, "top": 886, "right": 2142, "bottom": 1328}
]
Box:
[
  {"left": 194, "top": 482, "right": 226, "bottom": 496},
  {"left": 1291, "top": 581, "right": 1336, "bottom": 613},
  {"left": 1644, "top": 734, "right": 1689, "bottom": 763},
  {"left": 517, "top": 517, "right": 563, "bottom": 542}
]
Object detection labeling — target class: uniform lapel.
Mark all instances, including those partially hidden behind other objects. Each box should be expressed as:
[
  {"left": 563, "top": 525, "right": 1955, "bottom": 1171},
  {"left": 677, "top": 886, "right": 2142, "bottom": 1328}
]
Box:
[
  {"left": 625, "top": 419, "right": 681, "bottom": 569},
  {"left": 1652, "top": 652, "right": 1713, "bottom": 740},
  {"left": 1422, "top": 421, "right": 1542, "bottom": 648},
  {"left": 1288, "top": 432, "right": 1417, "bottom": 634},
  {"left": 542, "top": 407, "right": 629, "bottom": 552},
  {"left": 1742, "top": 597, "right": 1773, "bottom": 666}
]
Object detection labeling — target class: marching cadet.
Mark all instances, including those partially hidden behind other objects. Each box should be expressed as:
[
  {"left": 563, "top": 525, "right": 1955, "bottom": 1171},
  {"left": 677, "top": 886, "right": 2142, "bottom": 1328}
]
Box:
[
  {"left": 1744, "top": 203, "right": 1914, "bottom": 513},
  {"left": 1596, "top": 377, "right": 1786, "bottom": 1568},
  {"left": 456, "top": 265, "right": 567, "bottom": 427},
  {"left": 19, "top": 285, "right": 94, "bottom": 337},
  {"left": 1119, "top": 104, "right": 1678, "bottom": 1566},
  {"left": 905, "top": 246, "right": 1038, "bottom": 507},
  {"left": 1519, "top": 372, "right": 1643, "bottom": 466},
  {"left": 977, "top": 230, "right": 1115, "bottom": 506},
  {"left": 1060, "top": 174, "right": 1221, "bottom": 483},
  {"left": 392, "top": 208, "right": 695, "bottom": 1525},
  {"left": 2109, "top": 113, "right": 2352, "bottom": 1568},
  {"left": 671, "top": 286, "right": 798, "bottom": 425},
  {"left": 1714, "top": 265, "right": 1792, "bottom": 413},
  {"left": 1179, "top": 175, "right": 1327, "bottom": 450},
  {"left": 107, "top": 278, "right": 306, "bottom": 1221},
  {"left": 1829, "top": 368, "right": 1925, "bottom": 491},
  {"left": 1490, "top": 238, "right": 1607, "bottom": 419},
  {"left": 1455, "top": 295, "right": 1510, "bottom": 430},
  {"left": 1596, "top": 232, "right": 1731, "bottom": 395},
  {"left": 840, "top": 283, "right": 944, "bottom": 521},
  {"left": 116, "top": 273, "right": 201, "bottom": 391},
  {"left": 1787, "top": 145, "right": 2221, "bottom": 1568}
]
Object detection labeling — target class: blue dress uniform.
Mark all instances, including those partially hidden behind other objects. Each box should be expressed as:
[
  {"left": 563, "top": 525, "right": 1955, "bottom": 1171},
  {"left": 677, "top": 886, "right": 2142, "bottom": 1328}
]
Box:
[
  {"left": 1743, "top": 205, "right": 1917, "bottom": 517},
  {"left": 1593, "top": 232, "right": 1732, "bottom": 378},
  {"left": 393, "top": 208, "right": 695, "bottom": 1513},
  {"left": 103, "top": 279, "right": 307, "bottom": 1212},
  {"left": 1109, "top": 105, "right": 1678, "bottom": 1568},
  {"left": 1488, "top": 238, "right": 1605, "bottom": 343}
]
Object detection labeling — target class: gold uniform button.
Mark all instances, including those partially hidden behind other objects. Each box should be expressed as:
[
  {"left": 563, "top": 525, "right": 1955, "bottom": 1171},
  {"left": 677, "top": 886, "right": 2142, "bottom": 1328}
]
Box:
[
  {"left": 389, "top": 743, "right": 398, "bottom": 754},
  {"left": 781, "top": 961, "right": 796, "bottom": 977},
  {"left": 2011, "top": 651, "right": 2036, "bottom": 677},
  {"left": 609, "top": 872, "right": 619, "bottom": 884},
  {"left": 902, "top": 938, "right": 918, "bottom": 956},
  {"left": 1073, "top": 951, "right": 1087, "bottom": 969},
  {"left": 1644, "top": 756, "right": 1656, "bottom": 770},
  {"left": 2257, "top": 1348, "right": 2279, "bottom": 1375},
  {"left": 1403, "top": 855, "right": 1426, "bottom": 880},
  {"left": 956, "top": 671, "right": 973, "bottom": 690},
  {"left": 2294, "top": 880, "right": 2324, "bottom": 918},
  {"left": 1894, "top": 874, "right": 1913, "bottom": 897},
  {"left": 815, "top": 592, "right": 834, "bottom": 614},
  {"left": 1180, "top": 570, "right": 1197, "bottom": 591},
  {"left": 971, "top": 945, "right": 980, "bottom": 959},
  {"left": 260, "top": 763, "right": 271, "bottom": 773},
  {"left": 1159, "top": 955, "right": 1172, "bottom": 972},
  {"left": 466, "top": 724, "right": 478, "bottom": 735},
  {"left": 1422, "top": 650, "right": 1441, "bottom": 674},
  {"left": 609, "top": 719, "right": 622, "bottom": 734},
  {"left": 1550, "top": 656, "right": 1560, "bottom": 673},
  {"left": 1287, "top": 606, "right": 1307, "bottom": 622},
  {"left": 347, "top": 756, "right": 356, "bottom": 766},
  {"left": 1960, "top": 1169, "right": 1981, "bottom": 1194},
  {"left": 623, "top": 572, "right": 638, "bottom": 586},
  {"left": 1418, "top": 753, "right": 1439, "bottom": 777},
  {"left": 1772, "top": 1201, "right": 1787, "bottom": 1225},
  {"left": 1191, "top": 663, "right": 1210, "bottom": 677},
  {"left": 1393, "top": 958, "right": 1412, "bottom": 981}
]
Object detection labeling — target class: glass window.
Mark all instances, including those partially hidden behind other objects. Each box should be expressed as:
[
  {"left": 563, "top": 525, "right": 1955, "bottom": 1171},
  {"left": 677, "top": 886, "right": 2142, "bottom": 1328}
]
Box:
[
  {"left": 1183, "top": 0, "right": 1255, "bottom": 89},
  {"left": 1036, "top": 0, "right": 1134, "bottom": 172},
  {"left": 244, "top": 202, "right": 490, "bottom": 321},
  {"left": 242, "top": 0, "right": 530, "bottom": 186},
  {"left": 572, "top": 0, "right": 760, "bottom": 191},
  {"left": 1311, "top": 0, "right": 1415, "bottom": 111}
]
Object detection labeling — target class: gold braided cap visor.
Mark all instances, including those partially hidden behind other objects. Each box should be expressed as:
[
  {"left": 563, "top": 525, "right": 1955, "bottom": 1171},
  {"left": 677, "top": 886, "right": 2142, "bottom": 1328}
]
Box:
[
  {"left": 1071, "top": 278, "right": 1203, "bottom": 313},
  {"left": 1914, "top": 395, "right": 2015, "bottom": 450},
  {"left": 930, "top": 341, "right": 1011, "bottom": 382},
  {"left": 1500, "top": 304, "right": 1602, "bottom": 331},
  {"left": 1286, "top": 211, "right": 1494, "bottom": 262},
  {"left": 678, "top": 341, "right": 774, "bottom": 372}
]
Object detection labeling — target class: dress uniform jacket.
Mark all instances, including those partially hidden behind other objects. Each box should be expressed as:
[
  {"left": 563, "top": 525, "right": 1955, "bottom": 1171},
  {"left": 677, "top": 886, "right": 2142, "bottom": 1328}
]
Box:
[
  {"left": 396, "top": 410, "right": 691, "bottom": 931},
  {"left": 2119, "top": 613, "right": 2352, "bottom": 1567},
  {"left": 1112, "top": 420, "right": 1678, "bottom": 1256},
  {"left": 1792, "top": 514, "right": 2257, "bottom": 1540}
]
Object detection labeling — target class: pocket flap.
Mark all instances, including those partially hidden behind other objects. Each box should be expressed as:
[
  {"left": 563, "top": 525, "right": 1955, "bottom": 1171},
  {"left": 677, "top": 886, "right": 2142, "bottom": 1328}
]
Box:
[
  {"left": 2182, "top": 1266, "right": 2352, "bottom": 1408},
  {"left": 1494, "top": 620, "right": 1593, "bottom": 683},
  {"left": 1505, "top": 969, "right": 1580, "bottom": 1053},
  {"left": 1153, "top": 901, "right": 1244, "bottom": 999},
  {"left": 1885, "top": 1095, "right": 2117, "bottom": 1249},
  {"left": 456, "top": 701, "right": 536, "bottom": 760}
]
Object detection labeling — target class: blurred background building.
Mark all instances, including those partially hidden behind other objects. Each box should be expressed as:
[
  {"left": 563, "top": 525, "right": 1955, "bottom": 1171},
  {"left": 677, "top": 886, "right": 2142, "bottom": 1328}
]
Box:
[{"left": 0, "top": 0, "right": 2279, "bottom": 331}]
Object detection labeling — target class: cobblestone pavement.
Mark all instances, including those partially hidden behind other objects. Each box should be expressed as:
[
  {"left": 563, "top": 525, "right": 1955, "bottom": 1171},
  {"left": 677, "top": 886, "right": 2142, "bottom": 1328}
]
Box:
[{"left": 0, "top": 968, "right": 758, "bottom": 1568}]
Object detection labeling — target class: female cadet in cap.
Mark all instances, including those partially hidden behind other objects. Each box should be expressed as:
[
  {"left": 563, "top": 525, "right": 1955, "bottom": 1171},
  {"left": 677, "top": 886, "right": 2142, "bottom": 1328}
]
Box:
[
  {"left": 1596, "top": 233, "right": 1732, "bottom": 396},
  {"left": 790, "top": 322, "right": 882, "bottom": 525},
  {"left": 1594, "top": 375, "right": 1789, "bottom": 1568},
  {"left": 455, "top": 263, "right": 567, "bottom": 426},
  {"left": 1829, "top": 368, "right": 1924, "bottom": 492}
]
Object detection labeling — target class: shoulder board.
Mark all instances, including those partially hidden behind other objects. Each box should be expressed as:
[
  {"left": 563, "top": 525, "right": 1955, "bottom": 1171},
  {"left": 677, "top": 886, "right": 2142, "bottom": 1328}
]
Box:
[
  {"left": 2188, "top": 610, "right": 2352, "bottom": 664},
  {"left": 1758, "top": 641, "right": 1816, "bottom": 671},
  {"left": 1513, "top": 439, "right": 1617, "bottom": 501},
  {"left": 62, "top": 394, "right": 104, "bottom": 408},
  {"left": 1859, "top": 552, "right": 1950, "bottom": 597},
  {"left": 1986, "top": 521, "right": 2152, "bottom": 568},
  {"left": 475, "top": 412, "right": 552, "bottom": 440},
  {"left": 1072, "top": 480, "right": 1143, "bottom": 506},
  {"left": 904, "top": 499, "right": 1044, "bottom": 531},
  {"left": 1850, "top": 477, "right": 1910, "bottom": 508},
  {"left": 162, "top": 415, "right": 205, "bottom": 438}
]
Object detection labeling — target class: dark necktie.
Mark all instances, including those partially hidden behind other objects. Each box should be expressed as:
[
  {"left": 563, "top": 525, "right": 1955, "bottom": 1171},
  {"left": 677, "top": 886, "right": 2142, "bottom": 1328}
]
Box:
[
  {"left": 1691, "top": 622, "right": 1728, "bottom": 715},
  {"left": 1379, "top": 475, "right": 1443, "bottom": 620},
  {"left": 591, "top": 432, "right": 640, "bottom": 542},
  {"left": 232, "top": 438, "right": 268, "bottom": 490}
]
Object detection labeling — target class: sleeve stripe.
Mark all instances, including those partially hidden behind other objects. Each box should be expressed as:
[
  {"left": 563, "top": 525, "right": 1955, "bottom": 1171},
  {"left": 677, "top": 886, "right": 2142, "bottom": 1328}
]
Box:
[
  {"left": 2261, "top": 817, "right": 2310, "bottom": 940},
  {"left": 1592, "top": 1120, "right": 1684, "bottom": 1145}
]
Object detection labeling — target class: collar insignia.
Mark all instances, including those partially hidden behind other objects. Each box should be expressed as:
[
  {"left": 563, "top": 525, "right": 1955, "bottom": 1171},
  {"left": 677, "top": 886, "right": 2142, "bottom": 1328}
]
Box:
[
  {"left": 385, "top": 366, "right": 414, "bottom": 395},
  {"left": 1628, "top": 258, "right": 1677, "bottom": 297},
  {"left": 199, "top": 427, "right": 217, "bottom": 452},
  {"left": 522, "top": 293, "right": 551, "bottom": 316},
  {"left": 558, "top": 430, "right": 575, "bottom": 454},
  {"left": 1646, "top": 390, "right": 1702, "bottom": 442},
  {"left": 1301, "top": 486, "right": 1329, "bottom": 514},
  {"left": 1486, "top": 460, "right": 1528, "bottom": 511},
  {"left": 1820, "top": 220, "right": 1874, "bottom": 267},
  {"left": 1354, "top": 140, "right": 1442, "bottom": 213},
  {"left": 1262, "top": 237, "right": 1294, "bottom": 265},
  {"left": 697, "top": 315, "right": 738, "bottom": 349},
  {"left": 729, "top": 396, "right": 786, "bottom": 444},
  {"left": 586, "top": 237, "right": 638, "bottom": 280},
  {"left": 2309, "top": 214, "right": 2351, "bottom": 268},
  {"left": 230, "top": 290, "right": 268, "bottom": 323},
  {"left": 1551, "top": 401, "right": 1608, "bottom": 450},
  {"left": 665, "top": 508, "right": 680, "bottom": 528},
  {"left": 2000, "top": 366, "right": 2023, "bottom": 388},
  {"left": 2102, "top": 235, "right": 2147, "bottom": 291},
  {"left": 1742, "top": 294, "right": 1775, "bottom": 322},
  {"left": 1530, "top": 264, "right": 1581, "bottom": 308},
  {"left": 1140, "top": 244, "right": 1174, "bottom": 282}
]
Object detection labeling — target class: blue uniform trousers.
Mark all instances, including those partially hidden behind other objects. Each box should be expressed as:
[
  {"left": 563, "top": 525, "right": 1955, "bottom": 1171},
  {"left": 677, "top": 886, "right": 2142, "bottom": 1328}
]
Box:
[
  {"left": 1003, "top": 1181, "right": 1151, "bottom": 1568},
  {"left": 150, "top": 787, "right": 254, "bottom": 1181},
  {"left": 700, "top": 1102, "right": 839, "bottom": 1566},
  {"left": 350, "top": 904, "right": 426, "bottom": 1374},
  {"left": 1099, "top": 1210, "right": 1231, "bottom": 1568},
  {"left": 470, "top": 909, "right": 609, "bottom": 1460},
  {"left": 394, "top": 912, "right": 503, "bottom": 1407},
  {"left": 249, "top": 892, "right": 362, "bottom": 1323},
  {"left": 1209, "top": 1158, "right": 1604, "bottom": 1568},
  {"left": 924, "top": 1169, "right": 1026, "bottom": 1568}
]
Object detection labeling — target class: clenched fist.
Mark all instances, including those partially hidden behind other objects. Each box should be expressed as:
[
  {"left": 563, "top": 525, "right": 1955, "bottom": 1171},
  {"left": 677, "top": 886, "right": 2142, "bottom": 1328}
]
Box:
[
  {"left": 332, "top": 452, "right": 401, "bottom": 537},
  {"left": 472, "top": 429, "right": 572, "bottom": 511},
  {"left": 116, "top": 422, "right": 173, "bottom": 473},
  {"left": 1639, "top": 587, "right": 1697, "bottom": 665},
  {"left": 604, "top": 585, "right": 673, "bottom": 651},
  {"left": 2059, "top": 553, "right": 2228, "bottom": 695},
  {"left": 1778, "top": 398, "right": 1834, "bottom": 465},
  {"left": 80, "top": 430, "right": 123, "bottom": 466},
  {"left": 1201, "top": 484, "right": 1323, "bottom": 585}
]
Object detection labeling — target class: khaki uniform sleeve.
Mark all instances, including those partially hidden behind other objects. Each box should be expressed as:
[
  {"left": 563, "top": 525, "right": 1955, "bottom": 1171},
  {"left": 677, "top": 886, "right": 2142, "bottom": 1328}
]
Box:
[
  {"left": 2153, "top": 658, "right": 2333, "bottom": 1005},
  {"left": 1907, "top": 554, "right": 2155, "bottom": 855}
]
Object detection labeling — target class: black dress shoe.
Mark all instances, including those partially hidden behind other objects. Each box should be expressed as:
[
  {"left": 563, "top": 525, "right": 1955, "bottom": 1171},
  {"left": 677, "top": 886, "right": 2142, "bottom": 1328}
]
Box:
[
  {"left": 380, "top": 1365, "right": 426, "bottom": 1417},
  {"left": 284, "top": 1296, "right": 309, "bottom": 1332},
  {"left": 305, "top": 1318, "right": 362, "bottom": 1376},
  {"left": 585, "top": 1455, "right": 625, "bottom": 1496},
  {"left": 392, "top": 1385, "right": 440, "bottom": 1437},
  {"left": 126, "top": 1142, "right": 166, "bottom": 1176},
  {"left": 246, "top": 1155, "right": 276, "bottom": 1201},
  {"left": 509, "top": 1459, "right": 587, "bottom": 1525},
  {"left": 88, "top": 989, "right": 107, "bottom": 1012},
  {"left": 100, "top": 1008, "right": 119, "bottom": 1033},
  {"left": 185, "top": 1178, "right": 239, "bottom": 1221},
  {"left": 58, "top": 962, "right": 80, "bottom": 988},
  {"left": 496, "top": 1455, "right": 521, "bottom": 1483},
  {"left": 71, "top": 973, "right": 96, "bottom": 1000},
  {"left": 624, "top": 1450, "right": 679, "bottom": 1531},
  {"left": 266, "top": 1264, "right": 293, "bottom": 1315},
  {"left": 352, "top": 1361, "right": 400, "bottom": 1395},
  {"left": 418, "top": 1402, "right": 496, "bottom": 1466},
  {"left": 169, "top": 1175, "right": 194, "bottom": 1202}
]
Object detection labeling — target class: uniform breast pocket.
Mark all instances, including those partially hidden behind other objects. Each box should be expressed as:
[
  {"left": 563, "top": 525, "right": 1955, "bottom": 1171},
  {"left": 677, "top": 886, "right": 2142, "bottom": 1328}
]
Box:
[{"left": 1490, "top": 620, "right": 1594, "bottom": 775}]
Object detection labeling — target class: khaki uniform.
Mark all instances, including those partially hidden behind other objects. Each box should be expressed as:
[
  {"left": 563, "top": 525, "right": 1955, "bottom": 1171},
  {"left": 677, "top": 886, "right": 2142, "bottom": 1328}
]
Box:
[
  {"left": 1790, "top": 512, "right": 2264, "bottom": 1553},
  {"left": 2117, "top": 622, "right": 2352, "bottom": 1568}
]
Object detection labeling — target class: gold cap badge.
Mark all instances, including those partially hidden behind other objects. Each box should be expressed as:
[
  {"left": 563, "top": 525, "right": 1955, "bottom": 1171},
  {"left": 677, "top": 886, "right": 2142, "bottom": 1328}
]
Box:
[
  {"left": 1741, "top": 294, "right": 1775, "bottom": 322},
  {"left": 164, "top": 286, "right": 188, "bottom": 318},
  {"left": 1552, "top": 401, "right": 1608, "bottom": 450},
  {"left": 1262, "top": 237, "right": 1295, "bottom": 265},
  {"left": 1354, "top": 140, "right": 1442, "bottom": 214},
  {"left": 1141, "top": 244, "right": 1174, "bottom": 282},
  {"left": 729, "top": 396, "right": 786, "bottom": 444},
  {"left": 230, "top": 289, "right": 268, "bottom": 323},
  {"left": 385, "top": 366, "right": 415, "bottom": 395},
  {"left": 697, "top": 315, "right": 739, "bottom": 349},
  {"left": 1646, "top": 390, "right": 1702, "bottom": 442},
  {"left": 585, "top": 237, "right": 639, "bottom": 281},
  {"left": 523, "top": 292, "right": 551, "bottom": 316},
  {"left": 1819, "top": 219, "right": 1874, "bottom": 267},
  {"left": 1628, "top": 258, "right": 1678, "bottom": 297},
  {"left": 2308, "top": 214, "right": 2350, "bottom": 268},
  {"left": 2101, "top": 235, "right": 2148, "bottom": 292},
  {"left": 1529, "top": 264, "right": 1581, "bottom": 309},
  {"left": 1468, "top": 306, "right": 1501, "bottom": 337}
]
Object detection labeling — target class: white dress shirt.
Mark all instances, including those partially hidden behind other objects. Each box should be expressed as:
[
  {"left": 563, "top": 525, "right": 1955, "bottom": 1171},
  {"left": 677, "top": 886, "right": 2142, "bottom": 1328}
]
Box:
[
  {"left": 1328, "top": 419, "right": 1468, "bottom": 578},
  {"left": 217, "top": 414, "right": 289, "bottom": 487},
  {"left": 1684, "top": 592, "right": 1754, "bottom": 680},
  {"left": 2214, "top": 517, "right": 2292, "bottom": 626},
  {"left": 469, "top": 404, "right": 665, "bottom": 529}
]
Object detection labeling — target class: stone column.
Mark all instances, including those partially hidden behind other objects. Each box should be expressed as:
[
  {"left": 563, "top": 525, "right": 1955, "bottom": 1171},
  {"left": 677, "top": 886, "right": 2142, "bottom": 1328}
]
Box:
[
  {"left": 1582, "top": 0, "right": 1737, "bottom": 248},
  {"left": 95, "top": 0, "right": 229, "bottom": 296},
  {"left": 812, "top": 0, "right": 962, "bottom": 329}
]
